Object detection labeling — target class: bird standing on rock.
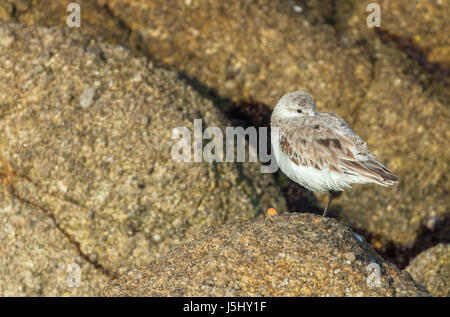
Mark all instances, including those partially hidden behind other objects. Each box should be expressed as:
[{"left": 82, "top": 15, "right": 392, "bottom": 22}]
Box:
[{"left": 270, "top": 91, "right": 398, "bottom": 217}]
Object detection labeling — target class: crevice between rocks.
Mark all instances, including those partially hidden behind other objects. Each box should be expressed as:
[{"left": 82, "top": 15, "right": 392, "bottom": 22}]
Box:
[
  {"left": 352, "top": 213, "right": 450, "bottom": 269},
  {"left": 0, "top": 165, "right": 117, "bottom": 279},
  {"left": 375, "top": 29, "right": 450, "bottom": 87},
  {"left": 99, "top": 1, "right": 148, "bottom": 58}
]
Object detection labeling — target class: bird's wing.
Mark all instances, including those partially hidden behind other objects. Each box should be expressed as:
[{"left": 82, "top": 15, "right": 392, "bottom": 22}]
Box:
[{"left": 278, "top": 114, "right": 398, "bottom": 185}]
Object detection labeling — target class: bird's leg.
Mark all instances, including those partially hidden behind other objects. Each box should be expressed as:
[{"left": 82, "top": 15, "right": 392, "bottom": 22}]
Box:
[{"left": 322, "top": 191, "right": 334, "bottom": 217}]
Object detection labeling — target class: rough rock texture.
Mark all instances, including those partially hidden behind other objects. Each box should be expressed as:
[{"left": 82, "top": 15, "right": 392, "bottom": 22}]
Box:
[
  {"left": 0, "top": 188, "right": 110, "bottom": 296},
  {"left": 100, "top": 0, "right": 372, "bottom": 108},
  {"left": 405, "top": 244, "right": 450, "bottom": 297},
  {"left": 338, "top": 0, "right": 450, "bottom": 67},
  {"left": 99, "top": 0, "right": 449, "bottom": 249},
  {"left": 0, "top": 22, "right": 285, "bottom": 296},
  {"left": 0, "top": 0, "right": 135, "bottom": 48},
  {"left": 103, "top": 213, "right": 429, "bottom": 297},
  {"left": 333, "top": 45, "right": 449, "bottom": 246}
]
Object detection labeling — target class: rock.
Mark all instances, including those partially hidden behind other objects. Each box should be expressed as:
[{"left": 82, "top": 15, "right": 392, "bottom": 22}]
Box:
[
  {"left": 101, "top": 0, "right": 372, "bottom": 108},
  {"left": 0, "top": 22, "right": 285, "bottom": 296},
  {"left": 334, "top": 42, "right": 449, "bottom": 246},
  {"left": 103, "top": 213, "right": 429, "bottom": 297},
  {"left": 0, "top": 0, "right": 135, "bottom": 49},
  {"left": 405, "top": 244, "right": 450, "bottom": 297},
  {"left": 336, "top": 0, "right": 450, "bottom": 67},
  {"left": 0, "top": 189, "right": 110, "bottom": 296}
]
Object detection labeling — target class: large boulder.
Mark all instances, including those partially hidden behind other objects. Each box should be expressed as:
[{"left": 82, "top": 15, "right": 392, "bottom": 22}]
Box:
[
  {"left": 405, "top": 244, "right": 449, "bottom": 297},
  {"left": 0, "top": 22, "right": 285, "bottom": 296},
  {"left": 103, "top": 213, "right": 429, "bottom": 296}
]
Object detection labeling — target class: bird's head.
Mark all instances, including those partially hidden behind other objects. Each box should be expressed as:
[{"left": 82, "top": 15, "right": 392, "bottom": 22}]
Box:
[{"left": 272, "top": 91, "right": 317, "bottom": 119}]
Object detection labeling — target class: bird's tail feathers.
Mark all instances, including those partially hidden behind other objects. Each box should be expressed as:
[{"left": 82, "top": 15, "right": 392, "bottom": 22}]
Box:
[{"left": 364, "top": 160, "right": 398, "bottom": 186}]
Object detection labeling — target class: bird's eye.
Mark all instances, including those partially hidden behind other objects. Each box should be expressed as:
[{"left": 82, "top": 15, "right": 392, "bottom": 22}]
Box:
[{"left": 297, "top": 109, "right": 303, "bottom": 113}]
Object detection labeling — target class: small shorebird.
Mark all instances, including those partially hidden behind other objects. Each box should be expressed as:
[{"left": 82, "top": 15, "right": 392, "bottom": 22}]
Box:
[{"left": 271, "top": 91, "right": 398, "bottom": 217}]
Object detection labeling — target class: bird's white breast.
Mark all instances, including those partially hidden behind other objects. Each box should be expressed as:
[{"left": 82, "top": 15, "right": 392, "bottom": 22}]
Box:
[{"left": 271, "top": 132, "right": 369, "bottom": 192}]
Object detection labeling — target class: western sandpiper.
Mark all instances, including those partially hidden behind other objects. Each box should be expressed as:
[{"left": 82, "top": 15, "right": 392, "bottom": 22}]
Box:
[{"left": 271, "top": 91, "right": 398, "bottom": 217}]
